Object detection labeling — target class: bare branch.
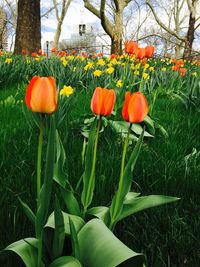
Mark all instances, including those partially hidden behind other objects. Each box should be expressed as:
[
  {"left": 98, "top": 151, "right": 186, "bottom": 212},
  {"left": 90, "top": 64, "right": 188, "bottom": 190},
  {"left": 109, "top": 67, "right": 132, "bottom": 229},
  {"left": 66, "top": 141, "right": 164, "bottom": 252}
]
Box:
[{"left": 146, "top": 0, "right": 185, "bottom": 41}]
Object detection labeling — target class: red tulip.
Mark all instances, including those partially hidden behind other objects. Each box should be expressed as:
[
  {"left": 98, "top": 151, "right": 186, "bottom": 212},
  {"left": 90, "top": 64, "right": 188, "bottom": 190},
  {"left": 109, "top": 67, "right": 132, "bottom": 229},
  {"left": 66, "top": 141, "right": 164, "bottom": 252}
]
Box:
[
  {"left": 25, "top": 76, "right": 57, "bottom": 114},
  {"left": 122, "top": 91, "right": 148, "bottom": 123},
  {"left": 91, "top": 87, "right": 116, "bottom": 116}
]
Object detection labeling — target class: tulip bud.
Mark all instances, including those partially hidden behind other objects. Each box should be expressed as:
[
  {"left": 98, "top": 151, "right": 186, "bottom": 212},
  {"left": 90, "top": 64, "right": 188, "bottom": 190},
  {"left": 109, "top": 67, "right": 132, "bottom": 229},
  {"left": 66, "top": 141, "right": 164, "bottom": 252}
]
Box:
[
  {"left": 25, "top": 76, "right": 57, "bottom": 114},
  {"left": 91, "top": 87, "right": 116, "bottom": 116}
]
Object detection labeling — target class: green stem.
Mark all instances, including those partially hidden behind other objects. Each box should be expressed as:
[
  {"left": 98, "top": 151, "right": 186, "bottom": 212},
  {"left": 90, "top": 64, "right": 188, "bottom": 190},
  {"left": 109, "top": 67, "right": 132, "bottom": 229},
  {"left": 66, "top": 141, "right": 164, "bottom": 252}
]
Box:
[
  {"left": 83, "top": 116, "right": 101, "bottom": 216},
  {"left": 37, "top": 119, "right": 44, "bottom": 209},
  {"left": 109, "top": 125, "right": 131, "bottom": 230}
]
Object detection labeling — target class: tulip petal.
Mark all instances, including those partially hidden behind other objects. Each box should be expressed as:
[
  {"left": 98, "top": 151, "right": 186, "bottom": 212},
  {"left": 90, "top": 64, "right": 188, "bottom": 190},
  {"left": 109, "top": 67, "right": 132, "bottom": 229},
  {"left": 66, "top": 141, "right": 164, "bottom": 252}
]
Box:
[
  {"left": 91, "top": 87, "right": 103, "bottom": 115},
  {"left": 128, "top": 92, "right": 148, "bottom": 123},
  {"left": 122, "top": 92, "right": 131, "bottom": 121},
  {"left": 102, "top": 89, "right": 116, "bottom": 116},
  {"left": 30, "top": 77, "right": 57, "bottom": 113},
  {"left": 25, "top": 76, "right": 40, "bottom": 110}
]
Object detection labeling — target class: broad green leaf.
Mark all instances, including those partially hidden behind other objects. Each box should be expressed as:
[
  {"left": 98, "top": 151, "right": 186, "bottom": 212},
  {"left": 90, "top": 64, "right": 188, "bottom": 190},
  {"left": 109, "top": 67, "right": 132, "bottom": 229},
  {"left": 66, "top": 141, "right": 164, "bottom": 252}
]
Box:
[
  {"left": 4, "top": 238, "right": 39, "bottom": 267},
  {"left": 78, "top": 219, "right": 144, "bottom": 267},
  {"left": 52, "top": 196, "right": 65, "bottom": 260},
  {"left": 60, "top": 187, "right": 81, "bottom": 216},
  {"left": 81, "top": 118, "right": 97, "bottom": 210},
  {"left": 119, "top": 195, "right": 180, "bottom": 221},
  {"left": 108, "top": 120, "right": 138, "bottom": 141},
  {"left": 131, "top": 123, "right": 153, "bottom": 137},
  {"left": 35, "top": 116, "right": 56, "bottom": 267},
  {"left": 110, "top": 129, "right": 144, "bottom": 226},
  {"left": 124, "top": 192, "right": 141, "bottom": 203},
  {"left": 35, "top": 116, "right": 56, "bottom": 238},
  {"left": 45, "top": 212, "right": 85, "bottom": 235},
  {"left": 53, "top": 130, "right": 67, "bottom": 188},
  {"left": 69, "top": 217, "right": 80, "bottom": 260},
  {"left": 87, "top": 206, "right": 110, "bottom": 226},
  {"left": 144, "top": 115, "right": 155, "bottom": 135},
  {"left": 18, "top": 197, "right": 35, "bottom": 226},
  {"left": 49, "top": 256, "right": 82, "bottom": 267}
]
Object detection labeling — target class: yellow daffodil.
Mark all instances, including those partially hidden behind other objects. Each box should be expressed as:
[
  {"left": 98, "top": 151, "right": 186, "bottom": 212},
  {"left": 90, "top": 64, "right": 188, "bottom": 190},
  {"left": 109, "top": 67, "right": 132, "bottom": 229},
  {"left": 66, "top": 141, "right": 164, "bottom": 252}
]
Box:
[
  {"left": 144, "top": 63, "right": 149, "bottom": 69},
  {"left": 97, "top": 59, "right": 106, "bottom": 66},
  {"left": 60, "top": 85, "right": 74, "bottom": 97},
  {"left": 134, "top": 70, "right": 140, "bottom": 76},
  {"left": 149, "top": 66, "right": 154, "bottom": 72},
  {"left": 116, "top": 80, "right": 123, "bottom": 88},
  {"left": 84, "top": 62, "right": 94, "bottom": 71},
  {"left": 106, "top": 67, "right": 114, "bottom": 74},
  {"left": 162, "top": 67, "right": 167, "bottom": 72},
  {"left": 5, "top": 58, "right": 12, "bottom": 64},
  {"left": 192, "top": 72, "right": 197, "bottom": 76},
  {"left": 93, "top": 70, "right": 102, "bottom": 77},
  {"left": 143, "top": 72, "right": 150, "bottom": 80}
]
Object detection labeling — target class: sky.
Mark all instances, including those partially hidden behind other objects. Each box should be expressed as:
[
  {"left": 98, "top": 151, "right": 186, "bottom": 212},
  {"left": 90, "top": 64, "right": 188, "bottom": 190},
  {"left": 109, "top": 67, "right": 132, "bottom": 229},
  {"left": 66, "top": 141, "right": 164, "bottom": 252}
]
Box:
[{"left": 41, "top": 0, "right": 100, "bottom": 46}]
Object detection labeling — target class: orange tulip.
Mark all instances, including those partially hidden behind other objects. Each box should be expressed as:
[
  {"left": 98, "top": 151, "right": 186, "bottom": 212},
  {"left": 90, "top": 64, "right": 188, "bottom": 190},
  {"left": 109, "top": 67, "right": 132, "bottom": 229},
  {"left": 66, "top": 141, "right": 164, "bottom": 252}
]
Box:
[
  {"left": 145, "top": 46, "right": 154, "bottom": 58},
  {"left": 125, "top": 40, "right": 139, "bottom": 55},
  {"left": 136, "top": 48, "right": 146, "bottom": 59},
  {"left": 51, "top": 47, "right": 56, "bottom": 53},
  {"left": 122, "top": 91, "right": 148, "bottom": 123},
  {"left": 31, "top": 52, "right": 37, "bottom": 58},
  {"left": 179, "top": 68, "right": 186, "bottom": 76},
  {"left": 25, "top": 76, "right": 57, "bottom": 114},
  {"left": 21, "top": 49, "right": 26, "bottom": 54},
  {"left": 91, "top": 87, "right": 116, "bottom": 116}
]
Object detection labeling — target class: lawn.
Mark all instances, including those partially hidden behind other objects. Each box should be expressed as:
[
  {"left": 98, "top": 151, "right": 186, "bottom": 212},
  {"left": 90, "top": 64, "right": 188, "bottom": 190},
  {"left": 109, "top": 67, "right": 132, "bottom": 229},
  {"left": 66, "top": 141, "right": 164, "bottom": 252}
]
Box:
[{"left": 0, "top": 53, "right": 200, "bottom": 267}]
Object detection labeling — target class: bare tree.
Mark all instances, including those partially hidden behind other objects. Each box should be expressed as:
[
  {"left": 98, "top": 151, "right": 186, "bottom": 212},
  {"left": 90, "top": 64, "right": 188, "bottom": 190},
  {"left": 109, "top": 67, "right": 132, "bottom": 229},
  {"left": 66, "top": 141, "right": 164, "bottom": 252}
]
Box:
[
  {"left": 53, "top": 0, "right": 73, "bottom": 48},
  {"left": 83, "top": 0, "right": 132, "bottom": 54},
  {"left": 146, "top": 0, "right": 200, "bottom": 58}
]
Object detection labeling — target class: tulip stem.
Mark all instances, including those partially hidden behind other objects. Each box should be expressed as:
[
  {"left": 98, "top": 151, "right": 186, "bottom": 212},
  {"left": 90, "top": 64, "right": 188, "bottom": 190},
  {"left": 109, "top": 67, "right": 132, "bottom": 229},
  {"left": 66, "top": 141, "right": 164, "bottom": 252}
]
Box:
[
  {"left": 37, "top": 118, "right": 44, "bottom": 209},
  {"left": 83, "top": 116, "right": 101, "bottom": 217},
  {"left": 109, "top": 125, "right": 131, "bottom": 230}
]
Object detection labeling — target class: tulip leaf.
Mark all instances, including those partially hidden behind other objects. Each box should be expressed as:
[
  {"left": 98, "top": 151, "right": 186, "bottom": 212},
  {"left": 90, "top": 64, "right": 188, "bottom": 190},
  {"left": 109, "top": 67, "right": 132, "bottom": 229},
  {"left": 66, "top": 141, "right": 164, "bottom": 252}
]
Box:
[
  {"left": 60, "top": 187, "right": 81, "bottom": 216},
  {"left": 87, "top": 206, "right": 110, "bottom": 225},
  {"left": 124, "top": 192, "right": 141, "bottom": 203},
  {"left": 52, "top": 195, "right": 65, "bottom": 260},
  {"left": 53, "top": 130, "right": 67, "bottom": 188},
  {"left": 69, "top": 217, "right": 80, "bottom": 260},
  {"left": 35, "top": 116, "right": 56, "bottom": 266},
  {"left": 18, "top": 197, "right": 35, "bottom": 226},
  {"left": 81, "top": 118, "right": 97, "bottom": 210},
  {"left": 45, "top": 212, "right": 85, "bottom": 235},
  {"left": 119, "top": 194, "right": 180, "bottom": 221},
  {"left": 4, "top": 238, "right": 39, "bottom": 267},
  {"left": 144, "top": 115, "right": 155, "bottom": 135},
  {"left": 49, "top": 256, "right": 82, "bottom": 267},
  {"left": 131, "top": 123, "right": 153, "bottom": 137},
  {"left": 78, "top": 219, "right": 144, "bottom": 267},
  {"left": 110, "top": 129, "right": 144, "bottom": 227}
]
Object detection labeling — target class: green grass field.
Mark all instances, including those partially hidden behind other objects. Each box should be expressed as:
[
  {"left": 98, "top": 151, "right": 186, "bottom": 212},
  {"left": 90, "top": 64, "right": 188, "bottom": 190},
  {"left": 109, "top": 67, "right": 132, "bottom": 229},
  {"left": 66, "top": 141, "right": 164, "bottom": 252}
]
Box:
[{"left": 0, "top": 81, "right": 200, "bottom": 266}]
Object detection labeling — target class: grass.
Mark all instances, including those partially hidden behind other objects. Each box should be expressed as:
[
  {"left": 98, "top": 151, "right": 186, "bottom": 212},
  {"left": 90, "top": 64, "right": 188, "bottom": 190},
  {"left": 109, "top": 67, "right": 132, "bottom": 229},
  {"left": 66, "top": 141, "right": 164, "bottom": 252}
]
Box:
[{"left": 0, "top": 84, "right": 200, "bottom": 267}]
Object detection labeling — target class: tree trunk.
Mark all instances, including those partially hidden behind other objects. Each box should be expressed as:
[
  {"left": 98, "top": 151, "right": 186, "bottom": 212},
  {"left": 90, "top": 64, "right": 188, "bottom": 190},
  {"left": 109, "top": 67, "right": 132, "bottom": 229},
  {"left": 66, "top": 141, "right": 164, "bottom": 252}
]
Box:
[
  {"left": 111, "top": 8, "right": 123, "bottom": 54},
  {"left": 14, "top": 0, "right": 41, "bottom": 55},
  {"left": 183, "top": 12, "right": 195, "bottom": 59},
  {"left": 111, "top": 33, "right": 122, "bottom": 54},
  {"left": 54, "top": 20, "right": 62, "bottom": 49}
]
